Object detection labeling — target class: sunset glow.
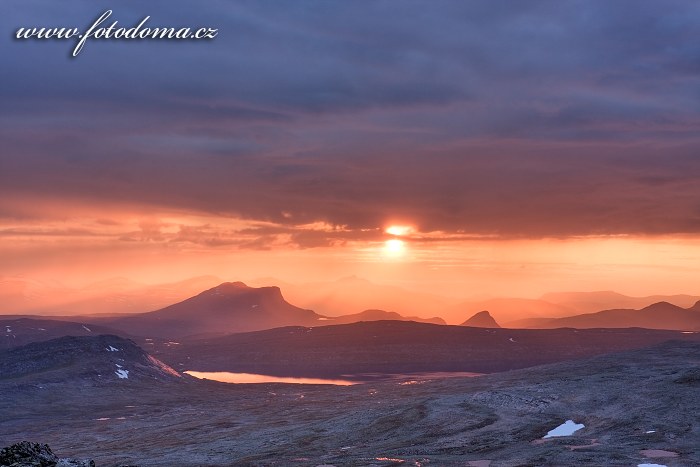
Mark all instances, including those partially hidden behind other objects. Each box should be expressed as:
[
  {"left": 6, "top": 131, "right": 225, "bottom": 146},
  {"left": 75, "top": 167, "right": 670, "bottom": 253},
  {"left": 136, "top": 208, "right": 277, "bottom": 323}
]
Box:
[
  {"left": 2, "top": 2, "right": 700, "bottom": 317},
  {"left": 383, "top": 238, "right": 406, "bottom": 257}
]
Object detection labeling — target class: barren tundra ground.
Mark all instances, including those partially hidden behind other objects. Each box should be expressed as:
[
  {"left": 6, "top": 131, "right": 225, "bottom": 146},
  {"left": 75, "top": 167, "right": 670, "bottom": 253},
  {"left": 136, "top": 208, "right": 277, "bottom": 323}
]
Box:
[{"left": 1, "top": 340, "right": 698, "bottom": 466}]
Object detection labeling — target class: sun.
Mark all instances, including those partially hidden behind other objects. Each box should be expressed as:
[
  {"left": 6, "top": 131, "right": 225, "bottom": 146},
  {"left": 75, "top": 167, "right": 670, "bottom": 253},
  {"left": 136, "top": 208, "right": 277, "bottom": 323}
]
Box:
[{"left": 383, "top": 238, "right": 405, "bottom": 256}]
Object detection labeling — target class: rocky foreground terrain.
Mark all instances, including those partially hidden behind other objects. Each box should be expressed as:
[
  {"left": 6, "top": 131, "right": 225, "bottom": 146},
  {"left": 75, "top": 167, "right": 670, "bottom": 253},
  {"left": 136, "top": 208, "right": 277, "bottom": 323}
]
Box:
[{"left": 0, "top": 335, "right": 697, "bottom": 466}]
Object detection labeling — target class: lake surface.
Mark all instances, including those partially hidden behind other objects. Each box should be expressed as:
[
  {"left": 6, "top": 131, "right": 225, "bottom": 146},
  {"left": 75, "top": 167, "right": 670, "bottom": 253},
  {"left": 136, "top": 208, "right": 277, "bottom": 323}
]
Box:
[
  {"left": 185, "top": 370, "right": 482, "bottom": 385},
  {"left": 184, "top": 371, "right": 358, "bottom": 386}
]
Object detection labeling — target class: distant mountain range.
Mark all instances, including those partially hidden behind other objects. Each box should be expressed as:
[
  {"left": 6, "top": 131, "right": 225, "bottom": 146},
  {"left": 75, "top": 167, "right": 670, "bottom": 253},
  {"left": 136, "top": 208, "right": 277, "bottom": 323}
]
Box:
[
  {"left": 3, "top": 278, "right": 700, "bottom": 336},
  {"left": 323, "top": 309, "right": 445, "bottom": 325},
  {"left": 4, "top": 274, "right": 699, "bottom": 327},
  {"left": 539, "top": 290, "right": 700, "bottom": 314},
  {"left": 509, "top": 301, "right": 700, "bottom": 331}
]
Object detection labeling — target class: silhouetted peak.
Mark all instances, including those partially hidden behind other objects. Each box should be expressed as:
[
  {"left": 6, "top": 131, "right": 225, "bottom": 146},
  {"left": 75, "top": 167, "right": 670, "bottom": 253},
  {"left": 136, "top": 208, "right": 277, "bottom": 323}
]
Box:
[
  {"left": 641, "top": 301, "right": 680, "bottom": 312},
  {"left": 689, "top": 300, "right": 700, "bottom": 311},
  {"left": 462, "top": 310, "right": 501, "bottom": 328}
]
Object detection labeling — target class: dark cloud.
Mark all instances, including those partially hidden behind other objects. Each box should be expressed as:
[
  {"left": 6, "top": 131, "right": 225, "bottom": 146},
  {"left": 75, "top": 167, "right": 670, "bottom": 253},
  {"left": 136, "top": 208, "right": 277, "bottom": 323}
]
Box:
[{"left": 2, "top": 1, "right": 700, "bottom": 240}]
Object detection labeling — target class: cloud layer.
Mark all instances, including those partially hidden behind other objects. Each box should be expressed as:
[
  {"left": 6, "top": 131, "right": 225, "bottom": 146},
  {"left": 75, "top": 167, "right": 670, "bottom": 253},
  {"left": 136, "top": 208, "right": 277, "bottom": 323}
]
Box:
[{"left": 3, "top": 0, "right": 700, "bottom": 243}]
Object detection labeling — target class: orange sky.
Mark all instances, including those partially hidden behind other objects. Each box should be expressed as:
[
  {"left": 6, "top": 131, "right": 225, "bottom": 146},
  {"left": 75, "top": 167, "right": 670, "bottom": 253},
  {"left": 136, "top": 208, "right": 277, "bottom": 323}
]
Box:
[
  {"left": 3, "top": 203, "right": 700, "bottom": 298},
  {"left": 4, "top": 3, "right": 700, "bottom": 301}
]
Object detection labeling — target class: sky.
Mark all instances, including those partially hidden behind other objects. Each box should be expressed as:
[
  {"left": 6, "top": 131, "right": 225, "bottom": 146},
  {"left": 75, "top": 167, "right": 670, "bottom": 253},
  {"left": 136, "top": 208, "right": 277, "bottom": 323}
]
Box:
[{"left": 3, "top": 1, "right": 700, "bottom": 297}]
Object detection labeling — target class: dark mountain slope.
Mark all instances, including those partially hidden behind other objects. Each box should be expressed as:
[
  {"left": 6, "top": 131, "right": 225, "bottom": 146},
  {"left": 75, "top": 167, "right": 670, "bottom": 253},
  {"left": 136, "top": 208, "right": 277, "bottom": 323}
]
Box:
[{"left": 0, "top": 335, "right": 182, "bottom": 385}]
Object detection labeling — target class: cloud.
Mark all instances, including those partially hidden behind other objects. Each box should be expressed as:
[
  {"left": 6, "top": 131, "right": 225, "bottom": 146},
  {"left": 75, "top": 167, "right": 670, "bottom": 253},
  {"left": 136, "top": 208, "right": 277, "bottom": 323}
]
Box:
[{"left": 2, "top": 1, "right": 700, "bottom": 241}]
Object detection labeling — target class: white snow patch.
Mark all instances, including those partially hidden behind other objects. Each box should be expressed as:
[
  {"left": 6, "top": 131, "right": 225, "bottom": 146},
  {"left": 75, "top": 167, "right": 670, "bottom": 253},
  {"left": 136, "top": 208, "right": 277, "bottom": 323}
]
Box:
[
  {"left": 543, "top": 420, "right": 584, "bottom": 438},
  {"left": 82, "top": 325, "right": 92, "bottom": 332},
  {"left": 645, "top": 430, "right": 656, "bottom": 434},
  {"left": 106, "top": 345, "right": 120, "bottom": 352},
  {"left": 251, "top": 304, "right": 259, "bottom": 308},
  {"left": 509, "top": 337, "right": 516, "bottom": 343},
  {"left": 38, "top": 328, "right": 46, "bottom": 331},
  {"left": 638, "top": 464, "right": 667, "bottom": 467},
  {"left": 5, "top": 327, "right": 11, "bottom": 333},
  {"left": 95, "top": 417, "right": 110, "bottom": 421},
  {"left": 115, "top": 369, "right": 129, "bottom": 379},
  {"left": 115, "top": 364, "right": 123, "bottom": 368}
]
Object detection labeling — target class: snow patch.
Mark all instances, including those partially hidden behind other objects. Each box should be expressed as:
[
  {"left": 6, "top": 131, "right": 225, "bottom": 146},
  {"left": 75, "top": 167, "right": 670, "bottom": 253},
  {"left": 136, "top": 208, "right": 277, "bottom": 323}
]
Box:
[
  {"left": 95, "top": 417, "right": 110, "bottom": 421},
  {"left": 115, "top": 364, "right": 123, "bottom": 368},
  {"left": 115, "top": 369, "right": 129, "bottom": 379},
  {"left": 543, "top": 420, "right": 584, "bottom": 438},
  {"left": 5, "top": 327, "right": 11, "bottom": 333},
  {"left": 82, "top": 325, "right": 92, "bottom": 332},
  {"left": 509, "top": 337, "right": 516, "bottom": 343},
  {"left": 106, "top": 345, "right": 119, "bottom": 352},
  {"left": 638, "top": 464, "right": 667, "bottom": 467},
  {"left": 645, "top": 430, "right": 656, "bottom": 434}
]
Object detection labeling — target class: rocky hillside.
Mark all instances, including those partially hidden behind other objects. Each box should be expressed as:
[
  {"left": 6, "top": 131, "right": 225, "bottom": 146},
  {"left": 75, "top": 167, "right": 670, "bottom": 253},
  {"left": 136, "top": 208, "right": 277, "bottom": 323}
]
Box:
[
  {"left": 0, "top": 335, "right": 182, "bottom": 387},
  {"left": 0, "top": 441, "right": 94, "bottom": 467},
  {"left": 0, "top": 318, "right": 127, "bottom": 350}
]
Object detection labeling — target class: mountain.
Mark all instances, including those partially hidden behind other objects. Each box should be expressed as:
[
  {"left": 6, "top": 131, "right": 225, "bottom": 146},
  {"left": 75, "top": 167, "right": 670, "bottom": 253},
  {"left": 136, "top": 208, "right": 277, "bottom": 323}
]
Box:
[
  {"left": 540, "top": 291, "right": 700, "bottom": 314},
  {"left": 0, "top": 317, "right": 128, "bottom": 350},
  {"left": 508, "top": 300, "right": 700, "bottom": 330},
  {"left": 0, "top": 335, "right": 182, "bottom": 385},
  {"left": 154, "top": 320, "right": 700, "bottom": 377},
  {"left": 326, "top": 309, "right": 445, "bottom": 325},
  {"left": 104, "top": 282, "right": 324, "bottom": 338},
  {"left": 461, "top": 310, "right": 501, "bottom": 328}
]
